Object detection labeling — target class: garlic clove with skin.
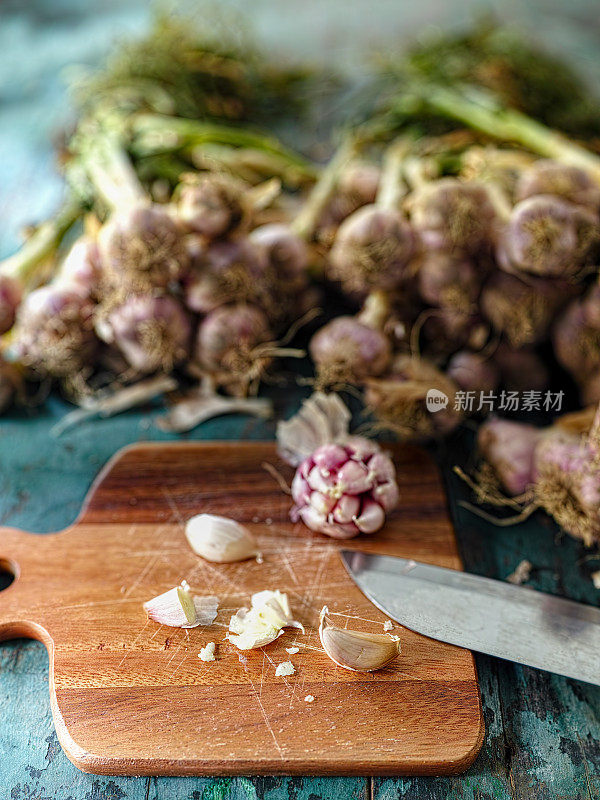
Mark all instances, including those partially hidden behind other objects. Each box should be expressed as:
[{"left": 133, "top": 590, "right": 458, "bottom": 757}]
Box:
[
  {"left": 143, "top": 582, "right": 218, "bottom": 629},
  {"left": 185, "top": 513, "right": 259, "bottom": 563},
  {"left": 319, "top": 607, "right": 400, "bottom": 672}
]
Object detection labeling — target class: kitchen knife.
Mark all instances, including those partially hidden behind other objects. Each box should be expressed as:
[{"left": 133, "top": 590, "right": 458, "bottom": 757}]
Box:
[{"left": 340, "top": 550, "right": 600, "bottom": 686}]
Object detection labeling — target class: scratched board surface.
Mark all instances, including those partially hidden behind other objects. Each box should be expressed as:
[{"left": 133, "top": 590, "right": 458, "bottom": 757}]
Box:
[
  {"left": 0, "top": 442, "right": 483, "bottom": 776},
  {"left": 2, "top": 0, "right": 600, "bottom": 798}
]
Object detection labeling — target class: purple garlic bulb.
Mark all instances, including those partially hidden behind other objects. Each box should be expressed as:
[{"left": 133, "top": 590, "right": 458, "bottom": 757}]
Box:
[
  {"left": 319, "top": 161, "right": 381, "bottom": 230},
  {"left": 420, "top": 308, "right": 489, "bottom": 359},
  {"left": 99, "top": 204, "right": 189, "bottom": 293},
  {"left": 409, "top": 178, "right": 498, "bottom": 254},
  {"left": 177, "top": 174, "right": 247, "bottom": 239},
  {"left": 481, "top": 271, "right": 573, "bottom": 348},
  {"left": 496, "top": 195, "right": 598, "bottom": 279},
  {"left": 417, "top": 251, "right": 482, "bottom": 313},
  {"left": 309, "top": 316, "right": 391, "bottom": 387},
  {"left": 249, "top": 223, "right": 309, "bottom": 289},
  {"left": 96, "top": 294, "right": 191, "bottom": 374},
  {"left": 194, "top": 303, "right": 273, "bottom": 396},
  {"left": 184, "top": 238, "right": 268, "bottom": 314},
  {"left": 515, "top": 160, "right": 600, "bottom": 215},
  {"left": 552, "top": 286, "right": 600, "bottom": 383},
  {"left": 328, "top": 205, "right": 414, "bottom": 294},
  {"left": 56, "top": 236, "right": 102, "bottom": 299},
  {"left": 447, "top": 350, "right": 500, "bottom": 395},
  {"left": 478, "top": 417, "right": 543, "bottom": 496},
  {"left": 365, "top": 355, "right": 463, "bottom": 440},
  {"left": 12, "top": 285, "right": 97, "bottom": 377},
  {"left": 290, "top": 438, "right": 399, "bottom": 538},
  {"left": 534, "top": 421, "right": 600, "bottom": 546},
  {"left": 0, "top": 274, "right": 22, "bottom": 335},
  {"left": 249, "top": 223, "right": 311, "bottom": 328}
]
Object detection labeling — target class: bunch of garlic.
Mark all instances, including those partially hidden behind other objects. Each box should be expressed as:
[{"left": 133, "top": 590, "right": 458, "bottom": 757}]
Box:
[{"left": 227, "top": 590, "right": 304, "bottom": 650}]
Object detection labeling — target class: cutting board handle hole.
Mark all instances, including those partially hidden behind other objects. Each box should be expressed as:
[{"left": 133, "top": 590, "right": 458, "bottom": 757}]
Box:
[{"left": 0, "top": 560, "right": 16, "bottom": 592}]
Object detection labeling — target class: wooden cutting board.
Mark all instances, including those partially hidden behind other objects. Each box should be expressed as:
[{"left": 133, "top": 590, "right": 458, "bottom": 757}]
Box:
[{"left": 0, "top": 442, "right": 483, "bottom": 776}]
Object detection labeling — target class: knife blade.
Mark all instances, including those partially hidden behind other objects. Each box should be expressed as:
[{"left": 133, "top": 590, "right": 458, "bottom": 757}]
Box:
[{"left": 340, "top": 550, "right": 600, "bottom": 686}]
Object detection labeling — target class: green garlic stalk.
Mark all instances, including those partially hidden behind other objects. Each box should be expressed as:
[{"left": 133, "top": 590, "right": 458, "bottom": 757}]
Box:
[
  {"left": 129, "top": 113, "right": 318, "bottom": 185},
  {"left": 397, "top": 84, "right": 600, "bottom": 184},
  {"left": 0, "top": 199, "right": 82, "bottom": 334}
]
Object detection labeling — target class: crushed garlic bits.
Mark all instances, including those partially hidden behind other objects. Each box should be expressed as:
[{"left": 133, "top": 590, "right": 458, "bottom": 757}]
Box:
[
  {"left": 185, "top": 513, "right": 259, "bottom": 563},
  {"left": 227, "top": 590, "right": 304, "bottom": 651},
  {"left": 199, "top": 642, "right": 216, "bottom": 662},
  {"left": 275, "top": 661, "right": 295, "bottom": 677},
  {"left": 304, "top": 695, "right": 315, "bottom": 703},
  {"left": 285, "top": 646, "right": 300, "bottom": 655},
  {"left": 319, "top": 606, "right": 400, "bottom": 672}
]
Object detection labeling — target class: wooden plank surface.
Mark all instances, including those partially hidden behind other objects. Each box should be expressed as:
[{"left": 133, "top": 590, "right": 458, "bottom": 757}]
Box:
[{"left": 0, "top": 441, "right": 483, "bottom": 776}]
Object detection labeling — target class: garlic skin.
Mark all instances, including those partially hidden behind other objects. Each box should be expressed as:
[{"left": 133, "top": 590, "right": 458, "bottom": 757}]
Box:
[
  {"left": 227, "top": 590, "right": 304, "bottom": 651},
  {"left": 143, "top": 584, "right": 218, "bottom": 628},
  {"left": 185, "top": 513, "right": 259, "bottom": 563},
  {"left": 319, "top": 607, "right": 400, "bottom": 672},
  {"left": 191, "top": 596, "right": 220, "bottom": 627}
]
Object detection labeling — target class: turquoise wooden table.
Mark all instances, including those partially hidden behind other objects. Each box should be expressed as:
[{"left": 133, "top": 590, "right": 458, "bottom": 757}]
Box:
[{"left": 1, "top": 2, "right": 600, "bottom": 798}]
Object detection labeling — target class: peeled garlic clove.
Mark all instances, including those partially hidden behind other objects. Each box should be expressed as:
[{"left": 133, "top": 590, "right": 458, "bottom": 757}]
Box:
[
  {"left": 319, "top": 607, "right": 400, "bottom": 672},
  {"left": 251, "top": 590, "right": 305, "bottom": 632},
  {"left": 226, "top": 626, "right": 285, "bottom": 650},
  {"left": 143, "top": 585, "right": 198, "bottom": 628},
  {"left": 227, "top": 590, "right": 304, "bottom": 650},
  {"left": 185, "top": 513, "right": 259, "bottom": 563}
]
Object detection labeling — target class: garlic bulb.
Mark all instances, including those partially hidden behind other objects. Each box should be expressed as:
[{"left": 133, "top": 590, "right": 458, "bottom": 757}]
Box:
[
  {"left": 319, "top": 607, "right": 400, "bottom": 672},
  {"left": 143, "top": 582, "right": 218, "bottom": 628},
  {"left": 185, "top": 513, "right": 259, "bottom": 563},
  {"left": 227, "top": 590, "right": 304, "bottom": 651}
]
